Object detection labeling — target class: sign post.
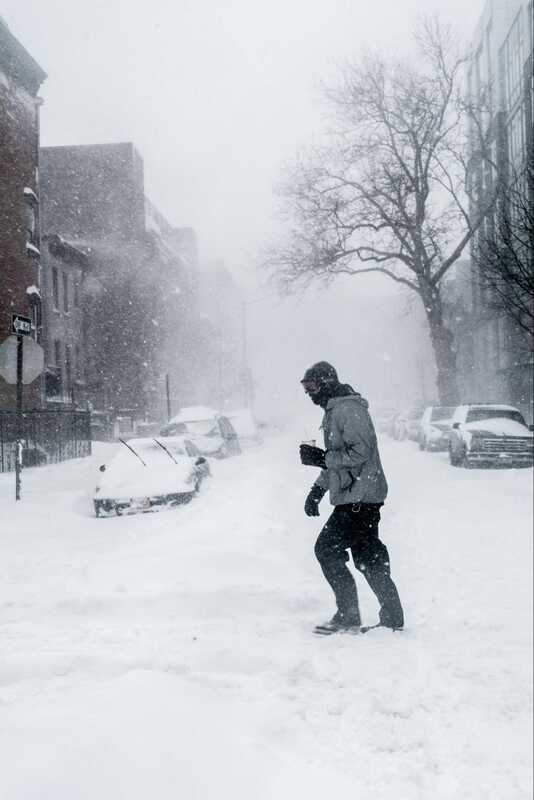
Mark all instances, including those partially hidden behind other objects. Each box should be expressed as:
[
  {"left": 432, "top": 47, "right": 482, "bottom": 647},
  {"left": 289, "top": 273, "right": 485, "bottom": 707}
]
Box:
[
  {"left": 12, "top": 315, "right": 32, "bottom": 501},
  {"left": 15, "top": 331, "right": 24, "bottom": 500},
  {"left": 0, "top": 314, "right": 43, "bottom": 501}
]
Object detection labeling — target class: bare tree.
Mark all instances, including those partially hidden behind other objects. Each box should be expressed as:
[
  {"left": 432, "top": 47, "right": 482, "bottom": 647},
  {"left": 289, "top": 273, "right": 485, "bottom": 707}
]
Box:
[
  {"left": 473, "top": 163, "right": 534, "bottom": 340},
  {"left": 266, "top": 20, "right": 496, "bottom": 404}
]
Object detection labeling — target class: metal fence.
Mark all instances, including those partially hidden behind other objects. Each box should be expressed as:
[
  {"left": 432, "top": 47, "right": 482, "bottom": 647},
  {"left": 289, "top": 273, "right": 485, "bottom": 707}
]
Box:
[{"left": 0, "top": 409, "right": 92, "bottom": 473}]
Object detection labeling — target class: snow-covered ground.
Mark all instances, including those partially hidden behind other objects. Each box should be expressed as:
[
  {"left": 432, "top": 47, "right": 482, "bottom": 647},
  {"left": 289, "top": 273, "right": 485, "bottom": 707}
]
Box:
[{"left": 0, "top": 433, "right": 532, "bottom": 799}]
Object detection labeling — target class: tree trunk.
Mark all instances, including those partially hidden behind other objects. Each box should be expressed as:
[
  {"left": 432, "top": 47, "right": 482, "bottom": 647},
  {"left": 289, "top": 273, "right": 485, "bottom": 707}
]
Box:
[{"left": 421, "top": 287, "right": 459, "bottom": 405}]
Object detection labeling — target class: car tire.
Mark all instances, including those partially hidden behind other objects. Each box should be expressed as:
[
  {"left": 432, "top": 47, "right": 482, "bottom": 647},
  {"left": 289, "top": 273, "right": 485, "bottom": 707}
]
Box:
[{"left": 461, "top": 452, "right": 474, "bottom": 469}]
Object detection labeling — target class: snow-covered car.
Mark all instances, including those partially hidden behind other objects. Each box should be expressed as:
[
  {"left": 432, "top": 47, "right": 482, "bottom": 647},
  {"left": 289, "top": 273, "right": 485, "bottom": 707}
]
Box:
[
  {"left": 93, "top": 436, "right": 210, "bottom": 517},
  {"left": 225, "top": 408, "right": 263, "bottom": 447},
  {"left": 448, "top": 404, "right": 534, "bottom": 468},
  {"left": 159, "top": 406, "right": 240, "bottom": 459},
  {"left": 393, "top": 408, "right": 425, "bottom": 441},
  {"left": 418, "top": 406, "right": 455, "bottom": 451},
  {"left": 374, "top": 407, "right": 398, "bottom": 435}
]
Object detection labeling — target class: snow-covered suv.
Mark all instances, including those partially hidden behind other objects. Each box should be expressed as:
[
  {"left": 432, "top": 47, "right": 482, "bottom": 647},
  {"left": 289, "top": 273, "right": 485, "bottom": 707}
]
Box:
[{"left": 448, "top": 404, "right": 534, "bottom": 468}]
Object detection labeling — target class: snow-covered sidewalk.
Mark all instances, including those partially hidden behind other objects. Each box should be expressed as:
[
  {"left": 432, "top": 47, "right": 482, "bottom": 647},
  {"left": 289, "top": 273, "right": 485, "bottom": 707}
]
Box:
[{"left": 0, "top": 434, "right": 532, "bottom": 799}]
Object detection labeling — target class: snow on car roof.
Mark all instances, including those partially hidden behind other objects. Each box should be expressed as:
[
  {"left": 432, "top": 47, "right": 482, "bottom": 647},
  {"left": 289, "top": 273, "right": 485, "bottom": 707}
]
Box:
[
  {"left": 169, "top": 406, "right": 220, "bottom": 424},
  {"left": 473, "top": 404, "right": 519, "bottom": 410},
  {"left": 468, "top": 404, "right": 520, "bottom": 410},
  {"left": 454, "top": 403, "right": 522, "bottom": 414}
]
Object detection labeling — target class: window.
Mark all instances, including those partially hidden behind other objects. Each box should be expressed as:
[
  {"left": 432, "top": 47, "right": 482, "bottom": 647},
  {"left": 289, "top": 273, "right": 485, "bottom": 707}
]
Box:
[
  {"left": 63, "top": 273, "right": 69, "bottom": 312},
  {"left": 45, "top": 368, "right": 62, "bottom": 399},
  {"left": 30, "top": 297, "right": 41, "bottom": 337},
  {"left": 501, "top": 10, "right": 524, "bottom": 113},
  {"left": 24, "top": 201, "right": 36, "bottom": 244},
  {"left": 65, "top": 345, "right": 72, "bottom": 392},
  {"left": 507, "top": 104, "right": 526, "bottom": 166},
  {"left": 73, "top": 279, "right": 80, "bottom": 308},
  {"left": 52, "top": 268, "right": 59, "bottom": 309},
  {"left": 23, "top": 188, "right": 39, "bottom": 256},
  {"left": 54, "top": 339, "right": 62, "bottom": 366}
]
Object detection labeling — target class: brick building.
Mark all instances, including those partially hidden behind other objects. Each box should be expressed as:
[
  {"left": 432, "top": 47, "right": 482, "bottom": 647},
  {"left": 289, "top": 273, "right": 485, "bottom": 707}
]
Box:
[{"left": 0, "top": 19, "right": 46, "bottom": 409}]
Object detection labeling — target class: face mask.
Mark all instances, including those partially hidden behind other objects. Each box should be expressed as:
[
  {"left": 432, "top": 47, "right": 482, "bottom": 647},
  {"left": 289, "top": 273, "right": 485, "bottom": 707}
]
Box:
[{"left": 301, "top": 382, "right": 330, "bottom": 408}]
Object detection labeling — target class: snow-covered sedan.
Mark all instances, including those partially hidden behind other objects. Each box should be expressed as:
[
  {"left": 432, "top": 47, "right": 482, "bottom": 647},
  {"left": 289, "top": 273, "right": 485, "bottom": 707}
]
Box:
[
  {"left": 159, "top": 406, "right": 241, "bottom": 459},
  {"left": 418, "top": 405, "right": 455, "bottom": 451},
  {"left": 93, "top": 436, "right": 210, "bottom": 517},
  {"left": 448, "top": 404, "right": 534, "bottom": 468}
]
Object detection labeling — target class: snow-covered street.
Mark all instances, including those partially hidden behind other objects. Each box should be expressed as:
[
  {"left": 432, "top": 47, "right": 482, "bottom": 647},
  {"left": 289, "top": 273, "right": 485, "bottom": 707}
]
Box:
[{"left": 1, "top": 434, "right": 532, "bottom": 799}]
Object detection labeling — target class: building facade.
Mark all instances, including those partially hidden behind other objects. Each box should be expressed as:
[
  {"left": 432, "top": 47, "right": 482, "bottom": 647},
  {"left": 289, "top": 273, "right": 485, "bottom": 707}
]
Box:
[
  {"left": 465, "top": 0, "right": 533, "bottom": 421},
  {"left": 41, "top": 234, "right": 89, "bottom": 404},
  {"left": 0, "top": 19, "right": 46, "bottom": 409},
  {"left": 40, "top": 143, "right": 208, "bottom": 424}
]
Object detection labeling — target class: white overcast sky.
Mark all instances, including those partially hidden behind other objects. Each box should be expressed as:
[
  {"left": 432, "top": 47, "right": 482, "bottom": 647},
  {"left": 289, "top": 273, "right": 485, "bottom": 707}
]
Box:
[
  {"left": 4, "top": 0, "right": 483, "bottom": 271},
  {"left": 3, "top": 1, "right": 486, "bottom": 412}
]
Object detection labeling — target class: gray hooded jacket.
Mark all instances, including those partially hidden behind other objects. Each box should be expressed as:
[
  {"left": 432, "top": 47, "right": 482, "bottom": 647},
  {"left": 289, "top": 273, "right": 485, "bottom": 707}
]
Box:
[{"left": 314, "top": 394, "right": 388, "bottom": 505}]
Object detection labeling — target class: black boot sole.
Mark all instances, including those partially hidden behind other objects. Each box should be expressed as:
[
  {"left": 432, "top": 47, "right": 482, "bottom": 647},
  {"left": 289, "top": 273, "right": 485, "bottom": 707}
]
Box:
[
  {"left": 360, "top": 623, "right": 404, "bottom": 634},
  {"left": 313, "top": 624, "right": 361, "bottom": 636}
]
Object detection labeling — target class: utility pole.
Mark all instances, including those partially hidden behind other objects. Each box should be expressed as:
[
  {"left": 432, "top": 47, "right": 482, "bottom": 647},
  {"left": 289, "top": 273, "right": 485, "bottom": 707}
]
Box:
[
  {"left": 165, "top": 373, "right": 172, "bottom": 421},
  {"left": 241, "top": 301, "right": 249, "bottom": 408}
]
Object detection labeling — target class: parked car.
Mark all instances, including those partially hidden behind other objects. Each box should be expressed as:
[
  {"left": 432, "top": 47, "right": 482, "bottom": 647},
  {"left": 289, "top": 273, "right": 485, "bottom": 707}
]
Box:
[
  {"left": 374, "top": 407, "right": 399, "bottom": 435},
  {"left": 448, "top": 404, "right": 534, "bottom": 468},
  {"left": 93, "top": 436, "right": 210, "bottom": 517},
  {"left": 226, "top": 408, "right": 263, "bottom": 447},
  {"left": 418, "top": 406, "right": 455, "bottom": 451},
  {"left": 393, "top": 408, "right": 425, "bottom": 441},
  {"left": 159, "top": 406, "right": 241, "bottom": 459}
]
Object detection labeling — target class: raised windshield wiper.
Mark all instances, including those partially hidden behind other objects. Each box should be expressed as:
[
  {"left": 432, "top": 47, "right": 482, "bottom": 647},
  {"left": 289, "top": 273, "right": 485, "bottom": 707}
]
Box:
[
  {"left": 153, "top": 437, "right": 178, "bottom": 464},
  {"left": 119, "top": 438, "right": 147, "bottom": 466}
]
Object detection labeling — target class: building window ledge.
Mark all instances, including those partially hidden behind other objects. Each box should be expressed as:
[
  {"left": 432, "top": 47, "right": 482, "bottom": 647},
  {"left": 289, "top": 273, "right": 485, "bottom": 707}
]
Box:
[{"left": 26, "top": 242, "right": 41, "bottom": 258}]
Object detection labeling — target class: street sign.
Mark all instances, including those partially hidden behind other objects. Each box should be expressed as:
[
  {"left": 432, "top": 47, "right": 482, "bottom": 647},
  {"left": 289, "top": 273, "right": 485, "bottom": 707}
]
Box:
[
  {"left": 0, "top": 335, "right": 44, "bottom": 384},
  {"left": 11, "top": 314, "right": 32, "bottom": 336}
]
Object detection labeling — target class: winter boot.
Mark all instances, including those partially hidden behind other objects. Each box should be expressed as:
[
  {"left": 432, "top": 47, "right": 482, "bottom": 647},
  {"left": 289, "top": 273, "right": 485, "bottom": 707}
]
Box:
[{"left": 314, "top": 611, "right": 361, "bottom": 636}]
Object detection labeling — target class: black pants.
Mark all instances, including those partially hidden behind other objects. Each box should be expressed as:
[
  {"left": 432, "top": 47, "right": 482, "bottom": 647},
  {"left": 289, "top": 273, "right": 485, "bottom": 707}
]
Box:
[{"left": 314, "top": 503, "right": 404, "bottom": 628}]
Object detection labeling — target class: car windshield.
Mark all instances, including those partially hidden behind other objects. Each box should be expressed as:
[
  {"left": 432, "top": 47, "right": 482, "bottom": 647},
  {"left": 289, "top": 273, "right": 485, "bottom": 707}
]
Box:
[
  {"left": 431, "top": 406, "right": 455, "bottom": 421},
  {"left": 183, "top": 419, "right": 219, "bottom": 436},
  {"left": 118, "top": 438, "right": 187, "bottom": 466},
  {"left": 466, "top": 408, "right": 525, "bottom": 425}
]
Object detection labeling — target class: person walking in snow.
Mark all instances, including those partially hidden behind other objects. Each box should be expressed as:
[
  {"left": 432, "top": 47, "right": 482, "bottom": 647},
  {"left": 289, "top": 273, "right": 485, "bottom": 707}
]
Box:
[{"left": 299, "top": 361, "right": 404, "bottom": 635}]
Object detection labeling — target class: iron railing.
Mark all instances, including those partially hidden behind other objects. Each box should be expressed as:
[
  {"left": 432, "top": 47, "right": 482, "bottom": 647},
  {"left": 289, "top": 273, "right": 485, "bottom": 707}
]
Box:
[{"left": 0, "top": 409, "right": 92, "bottom": 473}]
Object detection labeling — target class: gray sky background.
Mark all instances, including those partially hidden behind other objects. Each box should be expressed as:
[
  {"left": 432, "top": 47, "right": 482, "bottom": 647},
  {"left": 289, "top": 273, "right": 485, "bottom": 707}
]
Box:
[
  {"left": 3, "top": 0, "right": 485, "bottom": 416},
  {"left": 4, "top": 0, "right": 483, "bottom": 270}
]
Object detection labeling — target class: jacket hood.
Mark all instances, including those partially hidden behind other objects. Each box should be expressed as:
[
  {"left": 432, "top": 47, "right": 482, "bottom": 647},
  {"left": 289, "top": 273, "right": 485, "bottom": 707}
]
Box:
[{"left": 327, "top": 392, "right": 369, "bottom": 410}]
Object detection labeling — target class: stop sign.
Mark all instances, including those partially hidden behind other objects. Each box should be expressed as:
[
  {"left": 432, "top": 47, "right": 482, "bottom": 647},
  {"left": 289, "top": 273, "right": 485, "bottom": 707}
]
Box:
[{"left": 0, "top": 335, "right": 44, "bottom": 384}]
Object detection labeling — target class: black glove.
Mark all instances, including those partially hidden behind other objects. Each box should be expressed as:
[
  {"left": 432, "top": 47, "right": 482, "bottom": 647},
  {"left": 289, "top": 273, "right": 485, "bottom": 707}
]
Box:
[
  {"left": 299, "top": 444, "right": 327, "bottom": 469},
  {"left": 304, "top": 484, "right": 327, "bottom": 516}
]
